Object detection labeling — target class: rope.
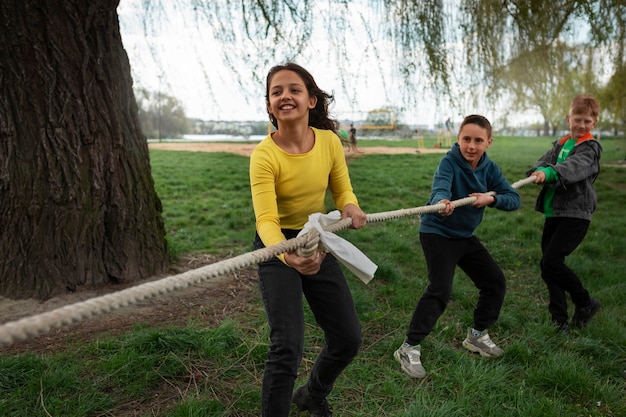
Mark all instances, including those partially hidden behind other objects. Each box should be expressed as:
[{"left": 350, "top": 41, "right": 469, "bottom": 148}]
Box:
[{"left": 0, "top": 176, "right": 537, "bottom": 346}]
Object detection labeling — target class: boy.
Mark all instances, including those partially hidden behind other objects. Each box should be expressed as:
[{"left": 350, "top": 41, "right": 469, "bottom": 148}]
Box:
[
  {"left": 528, "top": 95, "right": 602, "bottom": 332},
  {"left": 395, "top": 114, "right": 521, "bottom": 378}
]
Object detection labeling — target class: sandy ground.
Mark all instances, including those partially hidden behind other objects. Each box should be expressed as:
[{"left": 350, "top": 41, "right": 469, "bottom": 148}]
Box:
[{"left": 147, "top": 142, "right": 448, "bottom": 156}]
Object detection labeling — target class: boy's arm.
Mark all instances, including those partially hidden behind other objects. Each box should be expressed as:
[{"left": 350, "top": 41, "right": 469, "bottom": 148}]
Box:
[
  {"left": 533, "top": 166, "right": 559, "bottom": 183},
  {"left": 489, "top": 165, "right": 521, "bottom": 211},
  {"left": 530, "top": 141, "right": 601, "bottom": 188},
  {"left": 526, "top": 141, "right": 558, "bottom": 176},
  {"left": 429, "top": 158, "right": 454, "bottom": 203},
  {"left": 552, "top": 141, "right": 601, "bottom": 185}
]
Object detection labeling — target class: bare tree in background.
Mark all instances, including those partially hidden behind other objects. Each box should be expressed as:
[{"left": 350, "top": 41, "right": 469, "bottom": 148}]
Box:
[{"left": 135, "top": 89, "right": 191, "bottom": 139}]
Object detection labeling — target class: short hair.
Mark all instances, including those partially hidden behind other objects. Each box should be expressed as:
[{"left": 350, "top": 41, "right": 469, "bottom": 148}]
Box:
[
  {"left": 569, "top": 95, "right": 600, "bottom": 120},
  {"left": 459, "top": 114, "right": 492, "bottom": 138}
]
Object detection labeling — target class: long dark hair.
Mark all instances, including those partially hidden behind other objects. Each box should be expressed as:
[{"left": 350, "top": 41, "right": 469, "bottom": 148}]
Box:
[{"left": 265, "top": 63, "right": 338, "bottom": 132}]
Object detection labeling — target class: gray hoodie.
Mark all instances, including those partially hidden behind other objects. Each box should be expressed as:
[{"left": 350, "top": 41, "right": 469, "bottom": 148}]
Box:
[{"left": 527, "top": 137, "right": 602, "bottom": 221}]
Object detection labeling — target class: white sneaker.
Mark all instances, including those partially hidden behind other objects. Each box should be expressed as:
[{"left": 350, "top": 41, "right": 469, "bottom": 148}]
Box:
[
  {"left": 462, "top": 329, "right": 504, "bottom": 357},
  {"left": 394, "top": 342, "right": 426, "bottom": 378}
]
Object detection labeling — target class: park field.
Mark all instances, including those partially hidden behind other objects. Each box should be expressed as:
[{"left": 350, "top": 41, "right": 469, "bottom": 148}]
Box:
[{"left": 1, "top": 135, "right": 625, "bottom": 416}]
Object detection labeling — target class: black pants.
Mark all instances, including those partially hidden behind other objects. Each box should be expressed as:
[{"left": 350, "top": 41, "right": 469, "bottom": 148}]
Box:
[
  {"left": 405, "top": 233, "right": 506, "bottom": 345},
  {"left": 254, "top": 232, "right": 362, "bottom": 417},
  {"left": 540, "top": 217, "right": 591, "bottom": 325}
]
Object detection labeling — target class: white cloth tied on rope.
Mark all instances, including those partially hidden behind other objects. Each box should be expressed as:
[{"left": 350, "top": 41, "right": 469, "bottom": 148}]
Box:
[{"left": 297, "top": 211, "right": 378, "bottom": 284}]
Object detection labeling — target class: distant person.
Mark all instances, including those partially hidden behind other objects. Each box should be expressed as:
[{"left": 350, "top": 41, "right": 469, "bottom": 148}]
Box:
[
  {"left": 250, "top": 62, "right": 367, "bottom": 416},
  {"left": 444, "top": 117, "right": 454, "bottom": 147},
  {"left": 348, "top": 123, "right": 357, "bottom": 151},
  {"left": 527, "top": 94, "right": 602, "bottom": 332},
  {"left": 394, "top": 114, "right": 521, "bottom": 378},
  {"left": 415, "top": 127, "right": 425, "bottom": 150}
]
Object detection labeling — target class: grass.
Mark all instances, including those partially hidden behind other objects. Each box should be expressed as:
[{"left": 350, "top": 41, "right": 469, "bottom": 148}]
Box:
[{"left": 1, "top": 135, "right": 625, "bottom": 416}]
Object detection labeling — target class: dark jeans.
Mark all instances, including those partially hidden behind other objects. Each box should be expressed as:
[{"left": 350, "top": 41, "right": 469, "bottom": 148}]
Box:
[
  {"left": 540, "top": 217, "right": 591, "bottom": 325},
  {"left": 254, "top": 232, "right": 362, "bottom": 417},
  {"left": 405, "top": 233, "right": 507, "bottom": 345}
]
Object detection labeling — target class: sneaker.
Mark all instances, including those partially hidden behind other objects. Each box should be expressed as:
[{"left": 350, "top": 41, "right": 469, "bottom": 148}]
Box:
[
  {"left": 572, "top": 297, "right": 601, "bottom": 328},
  {"left": 394, "top": 342, "right": 426, "bottom": 378},
  {"left": 462, "top": 329, "right": 504, "bottom": 357},
  {"left": 552, "top": 320, "right": 570, "bottom": 333},
  {"left": 292, "top": 385, "right": 333, "bottom": 417}
]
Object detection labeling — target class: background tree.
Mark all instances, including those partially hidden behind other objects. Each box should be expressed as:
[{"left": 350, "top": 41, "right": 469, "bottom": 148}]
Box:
[
  {"left": 0, "top": 0, "right": 168, "bottom": 299},
  {"left": 598, "top": 63, "right": 626, "bottom": 135},
  {"left": 133, "top": 1, "right": 624, "bottom": 132},
  {"left": 448, "top": 0, "right": 624, "bottom": 126},
  {"left": 135, "top": 88, "right": 191, "bottom": 139},
  {"left": 502, "top": 42, "right": 597, "bottom": 136}
]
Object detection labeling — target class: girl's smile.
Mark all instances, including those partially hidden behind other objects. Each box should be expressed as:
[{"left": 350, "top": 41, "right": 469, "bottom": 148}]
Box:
[{"left": 267, "top": 70, "right": 316, "bottom": 123}]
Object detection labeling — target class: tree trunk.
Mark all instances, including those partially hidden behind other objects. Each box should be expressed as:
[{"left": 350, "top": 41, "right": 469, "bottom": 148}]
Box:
[
  {"left": 543, "top": 120, "right": 550, "bottom": 137},
  {"left": 0, "top": 0, "right": 169, "bottom": 299}
]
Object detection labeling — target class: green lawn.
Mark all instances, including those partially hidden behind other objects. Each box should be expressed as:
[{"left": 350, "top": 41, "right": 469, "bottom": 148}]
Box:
[{"left": 1, "top": 135, "right": 625, "bottom": 416}]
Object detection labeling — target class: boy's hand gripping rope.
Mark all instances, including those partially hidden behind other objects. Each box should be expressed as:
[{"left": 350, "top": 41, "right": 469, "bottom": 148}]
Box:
[
  {"left": 0, "top": 176, "right": 537, "bottom": 346},
  {"left": 298, "top": 176, "right": 537, "bottom": 254}
]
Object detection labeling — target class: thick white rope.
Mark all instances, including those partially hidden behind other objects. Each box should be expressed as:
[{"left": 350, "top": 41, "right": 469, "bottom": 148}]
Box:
[{"left": 0, "top": 176, "right": 537, "bottom": 346}]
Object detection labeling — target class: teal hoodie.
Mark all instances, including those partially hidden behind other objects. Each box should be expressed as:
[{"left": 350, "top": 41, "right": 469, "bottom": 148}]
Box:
[{"left": 419, "top": 143, "right": 521, "bottom": 238}]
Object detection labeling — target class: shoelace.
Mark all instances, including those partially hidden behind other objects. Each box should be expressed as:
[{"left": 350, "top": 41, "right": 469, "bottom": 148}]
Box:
[
  {"left": 406, "top": 350, "right": 421, "bottom": 363},
  {"left": 478, "top": 334, "right": 496, "bottom": 348}
]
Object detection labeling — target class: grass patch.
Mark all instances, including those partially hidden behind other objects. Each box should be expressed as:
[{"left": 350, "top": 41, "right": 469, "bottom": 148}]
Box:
[{"left": 1, "top": 135, "right": 625, "bottom": 416}]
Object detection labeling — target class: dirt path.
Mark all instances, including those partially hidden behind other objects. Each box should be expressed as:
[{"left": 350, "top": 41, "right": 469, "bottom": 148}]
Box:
[
  {"left": 0, "top": 254, "right": 259, "bottom": 355},
  {"left": 148, "top": 142, "right": 447, "bottom": 157}
]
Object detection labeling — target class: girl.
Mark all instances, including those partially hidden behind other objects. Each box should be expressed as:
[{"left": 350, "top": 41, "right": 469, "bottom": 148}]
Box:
[{"left": 250, "top": 63, "right": 367, "bottom": 417}]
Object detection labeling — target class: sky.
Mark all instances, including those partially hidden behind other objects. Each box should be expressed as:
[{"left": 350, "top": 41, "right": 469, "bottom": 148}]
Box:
[
  {"left": 116, "top": 1, "right": 541, "bottom": 129},
  {"left": 116, "top": 1, "right": 450, "bottom": 127}
]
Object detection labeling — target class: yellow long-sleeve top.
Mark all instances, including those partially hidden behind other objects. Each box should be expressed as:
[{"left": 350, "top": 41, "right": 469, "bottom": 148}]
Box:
[{"left": 250, "top": 127, "right": 359, "bottom": 252}]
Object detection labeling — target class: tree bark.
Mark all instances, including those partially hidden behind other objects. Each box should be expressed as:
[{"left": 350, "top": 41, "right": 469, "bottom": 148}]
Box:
[{"left": 0, "top": 0, "right": 169, "bottom": 299}]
